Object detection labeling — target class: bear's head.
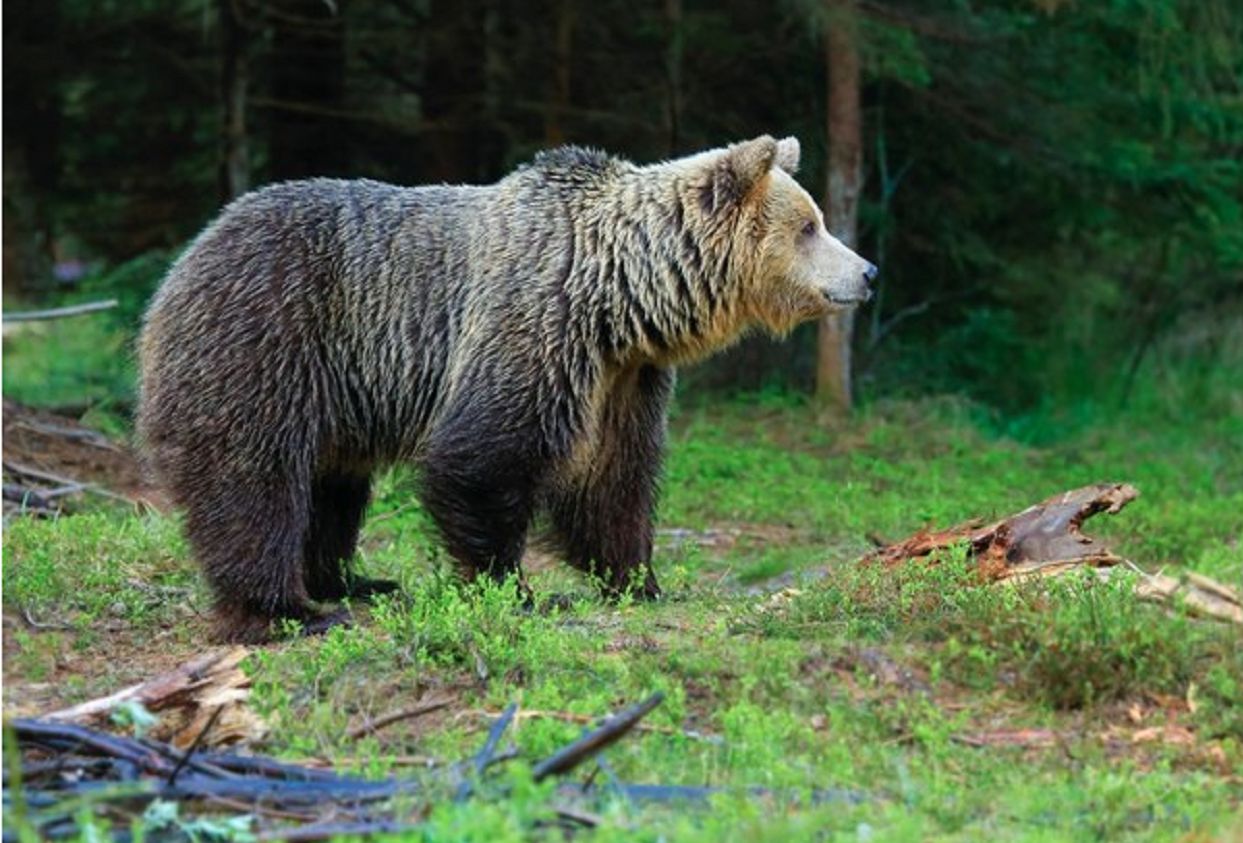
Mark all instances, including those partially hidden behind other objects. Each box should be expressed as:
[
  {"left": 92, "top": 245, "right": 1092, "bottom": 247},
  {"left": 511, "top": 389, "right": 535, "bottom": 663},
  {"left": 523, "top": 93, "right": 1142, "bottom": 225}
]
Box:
[{"left": 689, "top": 135, "right": 876, "bottom": 339}]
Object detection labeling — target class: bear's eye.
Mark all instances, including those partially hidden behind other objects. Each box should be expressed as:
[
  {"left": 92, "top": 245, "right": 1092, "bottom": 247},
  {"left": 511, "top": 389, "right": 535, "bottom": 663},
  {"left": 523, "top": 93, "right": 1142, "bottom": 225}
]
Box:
[{"left": 800, "top": 220, "right": 817, "bottom": 238}]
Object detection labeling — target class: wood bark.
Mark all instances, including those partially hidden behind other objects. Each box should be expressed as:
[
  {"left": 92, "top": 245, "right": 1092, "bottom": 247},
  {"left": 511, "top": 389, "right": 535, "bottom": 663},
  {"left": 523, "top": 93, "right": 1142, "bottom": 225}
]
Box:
[
  {"left": 268, "top": 0, "right": 348, "bottom": 180},
  {"left": 817, "top": 0, "right": 862, "bottom": 414},
  {"left": 664, "top": 0, "right": 684, "bottom": 154},
  {"left": 862, "top": 482, "right": 1243, "bottom": 625},
  {"left": 218, "top": 0, "right": 250, "bottom": 201},
  {"left": 40, "top": 647, "right": 265, "bottom": 748},
  {"left": 544, "top": 0, "right": 575, "bottom": 146}
]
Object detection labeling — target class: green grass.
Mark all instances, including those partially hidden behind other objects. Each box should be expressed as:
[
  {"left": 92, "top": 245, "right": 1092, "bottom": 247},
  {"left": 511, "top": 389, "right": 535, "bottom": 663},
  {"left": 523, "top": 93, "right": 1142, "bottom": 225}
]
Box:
[
  {"left": 1, "top": 316, "right": 136, "bottom": 410},
  {"left": 4, "top": 377, "right": 1242, "bottom": 839},
  {"left": 5, "top": 265, "right": 1240, "bottom": 840}
]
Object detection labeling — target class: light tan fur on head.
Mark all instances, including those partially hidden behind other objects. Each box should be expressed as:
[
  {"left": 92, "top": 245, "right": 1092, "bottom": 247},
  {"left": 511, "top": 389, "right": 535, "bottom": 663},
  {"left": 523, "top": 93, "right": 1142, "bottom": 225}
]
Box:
[{"left": 630, "top": 134, "right": 875, "bottom": 363}]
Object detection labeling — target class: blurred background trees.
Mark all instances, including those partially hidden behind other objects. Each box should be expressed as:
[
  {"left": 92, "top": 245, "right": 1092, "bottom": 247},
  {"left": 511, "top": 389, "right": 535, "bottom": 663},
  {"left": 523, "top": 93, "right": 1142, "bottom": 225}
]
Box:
[{"left": 3, "top": 0, "right": 1241, "bottom": 435}]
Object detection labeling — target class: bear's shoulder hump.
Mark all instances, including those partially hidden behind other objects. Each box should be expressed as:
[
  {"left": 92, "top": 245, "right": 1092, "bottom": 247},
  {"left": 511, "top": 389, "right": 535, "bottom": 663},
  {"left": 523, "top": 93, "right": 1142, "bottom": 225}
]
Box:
[{"left": 527, "top": 146, "right": 622, "bottom": 185}]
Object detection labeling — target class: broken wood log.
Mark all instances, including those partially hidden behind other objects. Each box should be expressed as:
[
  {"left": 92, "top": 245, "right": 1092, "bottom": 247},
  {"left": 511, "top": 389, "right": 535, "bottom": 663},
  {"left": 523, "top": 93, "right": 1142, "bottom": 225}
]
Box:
[
  {"left": 861, "top": 482, "right": 1242, "bottom": 625},
  {"left": 863, "top": 483, "right": 1139, "bottom": 578},
  {"left": 40, "top": 647, "right": 265, "bottom": 748}
]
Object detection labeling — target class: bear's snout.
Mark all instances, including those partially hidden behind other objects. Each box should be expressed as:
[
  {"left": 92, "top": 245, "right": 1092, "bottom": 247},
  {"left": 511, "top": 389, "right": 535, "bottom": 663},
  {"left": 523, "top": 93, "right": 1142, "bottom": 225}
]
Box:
[{"left": 857, "top": 262, "right": 878, "bottom": 302}]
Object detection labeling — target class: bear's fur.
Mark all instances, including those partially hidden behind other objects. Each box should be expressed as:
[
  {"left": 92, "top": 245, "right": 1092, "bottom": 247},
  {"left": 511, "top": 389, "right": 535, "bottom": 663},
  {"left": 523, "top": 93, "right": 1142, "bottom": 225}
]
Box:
[{"left": 137, "top": 135, "right": 875, "bottom": 642}]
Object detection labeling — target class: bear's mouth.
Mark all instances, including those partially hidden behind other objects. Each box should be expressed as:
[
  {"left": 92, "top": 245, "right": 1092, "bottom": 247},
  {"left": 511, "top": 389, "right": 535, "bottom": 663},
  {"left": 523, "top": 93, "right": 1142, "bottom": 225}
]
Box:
[{"left": 821, "top": 290, "right": 867, "bottom": 308}]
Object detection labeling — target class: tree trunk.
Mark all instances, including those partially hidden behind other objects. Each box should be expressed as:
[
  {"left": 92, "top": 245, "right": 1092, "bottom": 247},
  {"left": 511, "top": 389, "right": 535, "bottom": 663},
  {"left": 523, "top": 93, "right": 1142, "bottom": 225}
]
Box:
[
  {"left": 218, "top": 0, "right": 250, "bottom": 202},
  {"left": 422, "top": 0, "right": 485, "bottom": 182},
  {"left": 267, "top": 0, "right": 348, "bottom": 181},
  {"left": 817, "top": 0, "right": 862, "bottom": 414},
  {"left": 3, "top": 0, "right": 62, "bottom": 296},
  {"left": 664, "top": 0, "right": 684, "bottom": 155},
  {"left": 544, "top": 0, "right": 574, "bottom": 146}
]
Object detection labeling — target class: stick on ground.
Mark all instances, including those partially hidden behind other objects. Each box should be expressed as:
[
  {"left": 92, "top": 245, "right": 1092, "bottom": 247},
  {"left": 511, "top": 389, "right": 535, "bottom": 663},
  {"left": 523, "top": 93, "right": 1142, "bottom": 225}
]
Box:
[
  {"left": 454, "top": 702, "right": 517, "bottom": 802},
  {"left": 531, "top": 692, "right": 665, "bottom": 781},
  {"left": 344, "top": 697, "right": 453, "bottom": 740}
]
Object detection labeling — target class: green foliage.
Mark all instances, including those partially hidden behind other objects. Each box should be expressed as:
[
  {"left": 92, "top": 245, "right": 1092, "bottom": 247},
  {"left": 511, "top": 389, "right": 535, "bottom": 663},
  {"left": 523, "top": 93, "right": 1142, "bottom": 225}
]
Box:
[
  {"left": 6, "top": 0, "right": 1241, "bottom": 420},
  {"left": 1, "top": 315, "right": 135, "bottom": 410},
  {"left": 2, "top": 512, "right": 194, "bottom": 626},
  {"left": 5, "top": 394, "right": 1242, "bottom": 838}
]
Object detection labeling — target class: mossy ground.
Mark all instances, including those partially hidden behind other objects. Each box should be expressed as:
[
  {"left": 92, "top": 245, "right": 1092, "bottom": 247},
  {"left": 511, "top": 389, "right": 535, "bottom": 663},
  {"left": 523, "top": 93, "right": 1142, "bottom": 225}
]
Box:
[{"left": 3, "top": 387, "right": 1241, "bottom": 841}]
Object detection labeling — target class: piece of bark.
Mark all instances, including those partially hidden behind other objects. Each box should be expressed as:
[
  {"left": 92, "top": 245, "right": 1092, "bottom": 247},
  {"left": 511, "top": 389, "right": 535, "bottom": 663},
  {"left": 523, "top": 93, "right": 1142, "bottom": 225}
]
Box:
[
  {"left": 863, "top": 483, "right": 1139, "bottom": 579},
  {"left": 41, "top": 647, "right": 266, "bottom": 748},
  {"left": 862, "top": 482, "right": 1242, "bottom": 625}
]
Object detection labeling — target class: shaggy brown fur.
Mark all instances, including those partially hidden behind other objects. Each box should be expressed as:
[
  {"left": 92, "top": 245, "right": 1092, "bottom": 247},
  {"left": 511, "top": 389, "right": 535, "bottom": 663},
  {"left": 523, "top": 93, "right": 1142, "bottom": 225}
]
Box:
[{"left": 137, "top": 135, "right": 875, "bottom": 642}]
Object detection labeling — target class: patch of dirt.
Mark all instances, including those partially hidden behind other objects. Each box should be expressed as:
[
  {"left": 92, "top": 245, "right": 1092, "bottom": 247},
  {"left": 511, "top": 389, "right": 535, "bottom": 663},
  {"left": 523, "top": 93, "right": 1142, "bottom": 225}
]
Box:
[
  {"left": 656, "top": 522, "right": 810, "bottom": 557},
  {"left": 2, "top": 614, "right": 208, "bottom": 718},
  {"left": 2, "top": 400, "right": 168, "bottom": 514}
]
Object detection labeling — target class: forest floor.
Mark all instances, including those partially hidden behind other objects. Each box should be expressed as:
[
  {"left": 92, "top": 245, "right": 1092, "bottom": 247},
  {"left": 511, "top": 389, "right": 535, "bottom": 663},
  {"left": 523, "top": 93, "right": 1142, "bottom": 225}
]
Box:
[{"left": 3, "top": 391, "right": 1242, "bottom": 841}]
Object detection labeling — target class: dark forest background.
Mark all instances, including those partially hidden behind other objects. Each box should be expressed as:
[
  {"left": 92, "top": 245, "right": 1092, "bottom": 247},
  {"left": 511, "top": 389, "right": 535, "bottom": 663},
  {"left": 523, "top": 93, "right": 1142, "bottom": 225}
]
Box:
[{"left": 4, "top": 0, "right": 1242, "bottom": 439}]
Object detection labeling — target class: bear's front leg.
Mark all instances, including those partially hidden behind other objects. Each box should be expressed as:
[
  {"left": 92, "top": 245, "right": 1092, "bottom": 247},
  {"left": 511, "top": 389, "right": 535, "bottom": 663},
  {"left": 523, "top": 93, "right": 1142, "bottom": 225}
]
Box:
[
  {"left": 549, "top": 365, "right": 672, "bottom": 601},
  {"left": 419, "top": 416, "right": 541, "bottom": 586}
]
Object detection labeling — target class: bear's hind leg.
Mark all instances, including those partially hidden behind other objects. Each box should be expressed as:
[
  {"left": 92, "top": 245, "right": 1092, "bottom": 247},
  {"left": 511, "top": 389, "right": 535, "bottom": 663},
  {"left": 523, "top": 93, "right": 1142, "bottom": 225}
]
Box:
[
  {"left": 304, "top": 472, "right": 398, "bottom": 603},
  {"left": 181, "top": 467, "right": 335, "bottom": 643}
]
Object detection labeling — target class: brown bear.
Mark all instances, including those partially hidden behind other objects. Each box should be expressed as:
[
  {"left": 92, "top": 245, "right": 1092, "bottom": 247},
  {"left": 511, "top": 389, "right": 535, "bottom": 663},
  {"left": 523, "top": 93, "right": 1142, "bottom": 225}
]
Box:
[{"left": 137, "top": 135, "right": 876, "bottom": 642}]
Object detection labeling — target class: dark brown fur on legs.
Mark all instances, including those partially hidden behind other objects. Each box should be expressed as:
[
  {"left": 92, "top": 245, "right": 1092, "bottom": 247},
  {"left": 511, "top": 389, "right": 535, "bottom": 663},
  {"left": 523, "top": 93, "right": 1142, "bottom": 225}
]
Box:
[
  {"left": 177, "top": 463, "right": 336, "bottom": 644},
  {"left": 201, "top": 470, "right": 391, "bottom": 643},
  {"left": 419, "top": 405, "right": 540, "bottom": 586},
  {"left": 304, "top": 472, "right": 399, "bottom": 602},
  {"left": 547, "top": 365, "right": 672, "bottom": 601}
]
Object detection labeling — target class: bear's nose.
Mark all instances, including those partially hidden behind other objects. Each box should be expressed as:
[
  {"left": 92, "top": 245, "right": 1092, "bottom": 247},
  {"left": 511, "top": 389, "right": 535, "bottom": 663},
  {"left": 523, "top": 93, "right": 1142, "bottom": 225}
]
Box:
[{"left": 863, "top": 263, "right": 879, "bottom": 286}]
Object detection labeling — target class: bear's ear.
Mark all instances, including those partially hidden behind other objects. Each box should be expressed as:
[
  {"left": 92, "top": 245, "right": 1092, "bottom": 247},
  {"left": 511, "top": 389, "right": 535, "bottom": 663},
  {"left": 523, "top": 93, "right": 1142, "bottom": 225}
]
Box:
[
  {"left": 774, "top": 137, "right": 800, "bottom": 174},
  {"left": 704, "top": 135, "right": 778, "bottom": 214}
]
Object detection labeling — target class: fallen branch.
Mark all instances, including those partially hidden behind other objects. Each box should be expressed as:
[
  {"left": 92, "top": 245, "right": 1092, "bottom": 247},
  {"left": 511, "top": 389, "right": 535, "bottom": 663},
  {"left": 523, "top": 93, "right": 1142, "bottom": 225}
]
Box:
[
  {"left": 3, "top": 483, "right": 55, "bottom": 510},
  {"left": 532, "top": 692, "right": 665, "bottom": 781},
  {"left": 8, "top": 693, "right": 677, "bottom": 840},
  {"left": 454, "top": 702, "right": 517, "bottom": 802},
  {"left": 344, "top": 697, "right": 453, "bottom": 740},
  {"left": 167, "top": 705, "right": 226, "bottom": 785},
  {"left": 566, "top": 781, "right": 866, "bottom": 806},
  {"left": 459, "top": 705, "right": 717, "bottom": 742},
  {"left": 17, "top": 604, "right": 74, "bottom": 631},
  {"left": 1135, "top": 569, "right": 1243, "bottom": 625},
  {"left": 9, "top": 419, "right": 121, "bottom": 451},
  {"left": 2, "top": 299, "right": 119, "bottom": 322},
  {"left": 254, "top": 820, "right": 425, "bottom": 842}
]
